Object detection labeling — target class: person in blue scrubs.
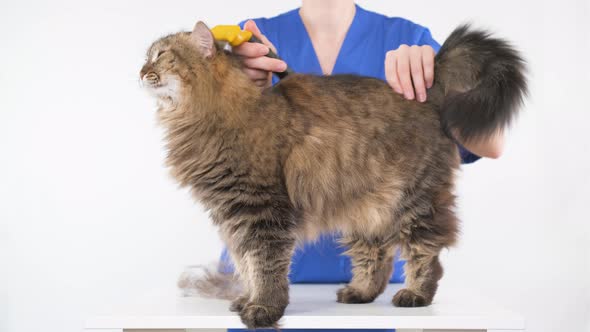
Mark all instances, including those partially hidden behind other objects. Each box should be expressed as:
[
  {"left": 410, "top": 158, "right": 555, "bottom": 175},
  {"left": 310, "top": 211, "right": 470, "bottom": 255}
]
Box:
[{"left": 220, "top": 0, "right": 504, "bottom": 330}]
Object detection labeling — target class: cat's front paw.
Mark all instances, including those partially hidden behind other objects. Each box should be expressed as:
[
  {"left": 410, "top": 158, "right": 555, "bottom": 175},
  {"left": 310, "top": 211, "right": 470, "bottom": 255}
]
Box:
[
  {"left": 392, "top": 288, "right": 430, "bottom": 307},
  {"left": 336, "top": 286, "right": 376, "bottom": 304},
  {"left": 239, "top": 302, "right": 285, "bottom": 329},
  {"left": 230, "top": 295, "right": 248, "bottom": 312}
]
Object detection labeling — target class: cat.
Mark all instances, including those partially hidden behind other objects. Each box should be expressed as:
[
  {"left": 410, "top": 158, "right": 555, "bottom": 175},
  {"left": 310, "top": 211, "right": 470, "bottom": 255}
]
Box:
[{"left": 140, "top": 21, "right": 527, "bottom": 329}]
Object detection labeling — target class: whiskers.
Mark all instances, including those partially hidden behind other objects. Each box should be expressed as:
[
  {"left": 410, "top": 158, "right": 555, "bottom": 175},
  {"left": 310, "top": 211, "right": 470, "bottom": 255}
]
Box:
[{"left": 121, "top": 76, "right": 145, "bottom": 89}]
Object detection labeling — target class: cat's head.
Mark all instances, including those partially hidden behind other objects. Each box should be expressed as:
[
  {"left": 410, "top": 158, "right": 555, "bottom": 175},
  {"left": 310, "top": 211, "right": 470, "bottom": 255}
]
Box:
[{"left": 140, "top": 22, "right": 218, "bottom": 103}]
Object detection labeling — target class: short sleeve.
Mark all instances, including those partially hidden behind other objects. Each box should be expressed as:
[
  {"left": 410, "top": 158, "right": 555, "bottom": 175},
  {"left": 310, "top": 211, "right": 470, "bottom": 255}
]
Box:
[
  {"left": 417, "top": 28, "right": 441, "bottom": 52},
  {"left": 458, "top": 144, "right": 481, "bottom": 164}
]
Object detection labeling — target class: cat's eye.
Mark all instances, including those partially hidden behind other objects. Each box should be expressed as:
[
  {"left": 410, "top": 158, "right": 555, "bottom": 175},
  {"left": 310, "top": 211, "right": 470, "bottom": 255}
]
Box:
[{"left": 151, "top": 50, "right": 167, "bottom": 62}]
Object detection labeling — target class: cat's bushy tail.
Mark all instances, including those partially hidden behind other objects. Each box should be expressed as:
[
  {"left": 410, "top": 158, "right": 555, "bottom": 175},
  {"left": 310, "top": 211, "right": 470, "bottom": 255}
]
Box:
[
  {"left": 177, "top": 264, "right": 241, "bottom": 300},
  {"left": 432, "top": 24, "right": 528, "bottom": 142}
]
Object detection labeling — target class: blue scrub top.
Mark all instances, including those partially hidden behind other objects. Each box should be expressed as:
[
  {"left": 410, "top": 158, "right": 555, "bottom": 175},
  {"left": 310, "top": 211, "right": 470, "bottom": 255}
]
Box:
[{"left": 223, "top": 5, "right": 479, "bottom": 330}]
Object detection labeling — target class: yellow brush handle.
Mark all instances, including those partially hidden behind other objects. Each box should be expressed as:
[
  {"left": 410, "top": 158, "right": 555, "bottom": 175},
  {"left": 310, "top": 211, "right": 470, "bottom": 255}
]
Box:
[{"left": 211, "top": 25, "right": 253, "bottom": 47}]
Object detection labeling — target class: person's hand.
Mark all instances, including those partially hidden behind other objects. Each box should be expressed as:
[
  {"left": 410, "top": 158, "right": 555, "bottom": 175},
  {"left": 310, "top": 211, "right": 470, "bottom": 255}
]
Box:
[
  {"left": 232, "top": 20, "right": 287, "bottom": 88},
  {"left": 385, "top": 45, "right": 435, "bottom": 103}
]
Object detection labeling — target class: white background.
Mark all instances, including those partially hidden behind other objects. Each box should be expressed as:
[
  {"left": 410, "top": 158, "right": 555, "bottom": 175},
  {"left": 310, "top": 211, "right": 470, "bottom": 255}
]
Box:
[{"left": 1, "top": 0, "right": 589, "bottom": 331}]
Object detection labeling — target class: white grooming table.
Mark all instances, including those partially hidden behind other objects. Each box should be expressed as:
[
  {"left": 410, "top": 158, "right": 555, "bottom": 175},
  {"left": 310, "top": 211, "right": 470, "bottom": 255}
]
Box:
[{"left": 85, "top": 284, "right": 524, "bottom": 332}]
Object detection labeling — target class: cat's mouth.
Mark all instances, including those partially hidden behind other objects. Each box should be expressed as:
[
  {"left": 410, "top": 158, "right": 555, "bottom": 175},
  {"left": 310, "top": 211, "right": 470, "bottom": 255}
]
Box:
[{"left": 142, "top": 72, "right": 161, "bottom": 87}]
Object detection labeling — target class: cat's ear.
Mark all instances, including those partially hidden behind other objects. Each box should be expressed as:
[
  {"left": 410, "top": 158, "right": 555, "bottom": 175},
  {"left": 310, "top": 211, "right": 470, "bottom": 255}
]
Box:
[{"left": 191, "top": 21, "right": 215, "bottom": 58}]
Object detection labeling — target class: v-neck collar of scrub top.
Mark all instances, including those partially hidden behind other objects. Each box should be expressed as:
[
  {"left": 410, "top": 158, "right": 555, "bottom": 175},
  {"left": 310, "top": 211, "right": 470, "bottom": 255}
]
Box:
[{"left": 284, "top": 4, "right": 370, "bottom": 76}]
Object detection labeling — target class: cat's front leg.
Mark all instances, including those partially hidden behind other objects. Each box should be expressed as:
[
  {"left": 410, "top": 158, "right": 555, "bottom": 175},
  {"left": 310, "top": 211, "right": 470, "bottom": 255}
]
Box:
[
  {"left": 220, "top": 207, "right": 296, "bottom": 329},
  {"left": 229, "top": 294, "right": 249, "bottom": 312},
  {"left": 234, "top": 231, "right": 295, "bottom": 328}
]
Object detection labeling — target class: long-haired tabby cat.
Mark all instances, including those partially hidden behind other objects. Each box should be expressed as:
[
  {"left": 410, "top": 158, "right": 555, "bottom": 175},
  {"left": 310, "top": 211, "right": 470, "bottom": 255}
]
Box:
[{"left": 140, "top": 21, "right": 527, "bottom": 329}]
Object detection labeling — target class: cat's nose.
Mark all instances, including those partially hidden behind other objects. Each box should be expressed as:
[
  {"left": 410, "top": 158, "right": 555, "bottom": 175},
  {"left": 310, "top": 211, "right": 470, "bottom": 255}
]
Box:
[
  {"left": 139, "top": 65, "right": 150, "bottom": 79},
  {"left": 139, "top": 65, "right": 158, "bottom": 81}
]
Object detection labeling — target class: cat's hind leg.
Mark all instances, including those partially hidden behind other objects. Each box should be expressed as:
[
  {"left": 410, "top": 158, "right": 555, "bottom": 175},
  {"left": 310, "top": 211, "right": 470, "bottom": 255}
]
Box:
[
  {"left": 337, "top": 233, "right": 396, "bottom": 304},
  {"left": 392, "top": 189, "right": 458, "bottom": 307}
]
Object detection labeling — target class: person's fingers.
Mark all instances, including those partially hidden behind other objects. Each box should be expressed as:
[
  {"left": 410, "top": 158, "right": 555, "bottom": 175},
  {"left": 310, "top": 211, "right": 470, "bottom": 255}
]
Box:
[
  {"left": 422, "top": 45, "right": 435, "bottom": 89},
  {"left": 236, "top": 20, "right": 279, "bottom": 88},
  {"left": 257, "top": 33, "right": 277, "bottom": 54},
  {"left": 243, "top": 68, "right": 270, "bottom": 81},
  {"left": 244, "top": 20, "right": 262, "bottom": 38},
  {"left": 409, "top": 45, "right": 427, "bottom": 102},
  {"left": 242, "top": 56, "right": 287, "bottom": 73},
  {"left": 233, "top": 42, "right": 269, "bottom": 58},
  {"left": 396, "top": 45, "right": 414, "bottom": 100},
  {"left": 385, "top": 51, "right": 403, "bottom": 94},
  {"left": 244, "top": 20, "right": 277, "bottom": 53},
  {"left": 253, "top": 78, "right": 270, "bottom": 87}
]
